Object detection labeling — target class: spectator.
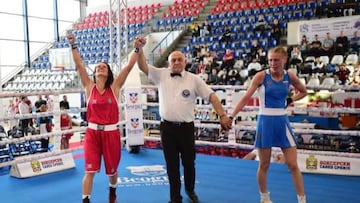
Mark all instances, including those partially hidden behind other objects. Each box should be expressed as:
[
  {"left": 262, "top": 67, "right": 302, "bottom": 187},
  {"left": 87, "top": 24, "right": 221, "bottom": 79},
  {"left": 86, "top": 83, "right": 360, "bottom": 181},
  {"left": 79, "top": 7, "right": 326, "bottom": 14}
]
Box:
[
  {"left": 36, "top": 103, "right": 53, "bottom": 151},
  {"left": 308, "top": 34, "right": 322, "bottom": 58},
  {"left": 335, "top": 63, "right": 351, "bottom": 85},
  {"left": 254, "top": 14, "right": 267, "bottom": 34},
  {"left": 270, "top": 19, "right": 282, "bottom": 45},
  {"left": 207, "top": 68, "right": 220, "bottom": 85},
  {"left": 322, "top": 32, "right": 335, "bottom": 57},
  {"left": 247, "top": 58, "right": 262, "bottom": 78},
  {"left": 220, "top": 49, "right": 235, "bottom": 70},
  {"left": 7, "top": 99, "right": 17, "bottom": 130},
  {"left": 250, "top": 39, "right": 261, "bottom": 61},
  {"left": 256, "top": 48, "right": 267, "bottom": 66},
  {"left": 60, "top": 105, "right": 73, "bottom": 149},
  {"left": 60, "top": 95, "right": 70, "bottom": 109},
  {"left": 190, "top": 22, "right": 200, "bottom": 38},
  {"left": 289, "top": 46, "right": 303, "bottom": 68},
  {"left": 335, "top": 30, "right": 349, "bottom": 55},
  {"left": 34, "top": 95, "right": 46, "bottom": 112},
  {"left": 45, "top": 95, "right": 54, "bottom": 112},
  {"left": 300, "top": 35, "right": 310, "bottom": 58},
  {"left": 350, "top": 30, "right": 360, "bottom": 54},
  {"left": 198, "top": 68, "right": 208, "bottom": 83},
  {"left": 219, "top": 26, "right": 232, "bottom": 45},
  {"left": 227, "top": 69, "right": 241, "bottom": 85},
  {"left": 200, "top": 20, "right": 211, "bottom": 37},
  {"left": 18, "top": 96, "right": 30, "bottom": 137},
  {"left": 350, "top": 64, "right": 360, "bottom": 85}
]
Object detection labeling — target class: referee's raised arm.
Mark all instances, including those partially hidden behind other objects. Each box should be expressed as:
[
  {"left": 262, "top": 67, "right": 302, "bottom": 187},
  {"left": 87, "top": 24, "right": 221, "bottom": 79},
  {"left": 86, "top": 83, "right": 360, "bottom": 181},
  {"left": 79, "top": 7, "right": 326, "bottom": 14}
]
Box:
[{"left": 134, "top": 36, "right": 149, "bottom": 75}]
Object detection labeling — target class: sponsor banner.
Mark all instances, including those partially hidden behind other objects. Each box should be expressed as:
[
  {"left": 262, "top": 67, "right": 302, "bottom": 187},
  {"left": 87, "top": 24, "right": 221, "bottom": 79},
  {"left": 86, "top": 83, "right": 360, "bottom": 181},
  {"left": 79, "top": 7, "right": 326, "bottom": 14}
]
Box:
[
  {"left": 298, "top": 150, "right": 360, "bottom": 176},
  {"left": 10, "top": 153, "right": 75, "bottom": 178},
  {"left": 124, "top": 87, "right": 144, "bottom": 146},
  {"left": 125, "top": 111, "right": 144, "bottom": 146},
  {"left": 288, "top": 15, "right": 360, "bottom": 45}
]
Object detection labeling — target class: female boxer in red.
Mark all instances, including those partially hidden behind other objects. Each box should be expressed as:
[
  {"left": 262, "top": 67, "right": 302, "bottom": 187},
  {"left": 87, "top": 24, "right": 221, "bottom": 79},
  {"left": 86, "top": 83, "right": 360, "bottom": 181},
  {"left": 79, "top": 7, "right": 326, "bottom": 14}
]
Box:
[{"left": 67, "top": 33, "right": 142, "bottom": 203}]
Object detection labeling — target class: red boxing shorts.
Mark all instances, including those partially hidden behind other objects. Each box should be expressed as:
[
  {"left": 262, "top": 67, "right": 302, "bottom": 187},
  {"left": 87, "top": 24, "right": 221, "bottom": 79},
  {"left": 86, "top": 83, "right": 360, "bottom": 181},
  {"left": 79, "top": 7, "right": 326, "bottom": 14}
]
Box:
[{"left": 84, "top": 128, "right": 121, "bottom": 176}]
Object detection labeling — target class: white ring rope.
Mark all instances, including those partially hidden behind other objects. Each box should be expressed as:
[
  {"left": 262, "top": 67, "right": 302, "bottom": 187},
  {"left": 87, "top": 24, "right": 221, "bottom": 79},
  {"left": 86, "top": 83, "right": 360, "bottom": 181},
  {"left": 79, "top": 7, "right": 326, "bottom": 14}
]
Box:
[
  {"left": 143, "top": 120, "right": 360, "bottom": 137},
  {"left": 0, "top": 85, "right": 359, "bottom": 168}
]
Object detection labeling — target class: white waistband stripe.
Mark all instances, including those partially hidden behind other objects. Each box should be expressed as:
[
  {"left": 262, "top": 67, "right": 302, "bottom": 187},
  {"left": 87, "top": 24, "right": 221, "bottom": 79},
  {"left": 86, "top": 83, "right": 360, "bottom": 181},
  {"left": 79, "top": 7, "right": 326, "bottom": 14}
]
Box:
[
  {"left": 87, "top": 122, "right": 119, "bottom": 131},
  {"left": 259, "top": 108, "right": 286, "bottom": 115}
]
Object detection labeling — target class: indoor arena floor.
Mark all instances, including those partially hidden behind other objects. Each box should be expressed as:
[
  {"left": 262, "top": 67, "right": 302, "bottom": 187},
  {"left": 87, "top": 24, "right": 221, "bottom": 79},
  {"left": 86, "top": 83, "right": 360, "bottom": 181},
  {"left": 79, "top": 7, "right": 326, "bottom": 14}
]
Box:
[{"left": 0, "top": 147, "right": 359, "bottom": 203}]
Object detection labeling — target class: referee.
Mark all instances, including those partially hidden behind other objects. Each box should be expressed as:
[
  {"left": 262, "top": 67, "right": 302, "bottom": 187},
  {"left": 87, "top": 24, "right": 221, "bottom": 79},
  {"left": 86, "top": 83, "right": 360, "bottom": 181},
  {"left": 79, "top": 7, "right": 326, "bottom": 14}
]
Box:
[{"left": 134, "top": 37, "right": 232, "bottom": 203}]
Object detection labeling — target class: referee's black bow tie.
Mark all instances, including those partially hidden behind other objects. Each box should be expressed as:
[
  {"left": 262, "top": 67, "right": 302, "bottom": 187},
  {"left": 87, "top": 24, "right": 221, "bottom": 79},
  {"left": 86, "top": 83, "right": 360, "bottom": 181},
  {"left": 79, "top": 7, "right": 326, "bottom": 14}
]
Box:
[{"left": 170, "top": 72, "right": 182, "bottom": 77}]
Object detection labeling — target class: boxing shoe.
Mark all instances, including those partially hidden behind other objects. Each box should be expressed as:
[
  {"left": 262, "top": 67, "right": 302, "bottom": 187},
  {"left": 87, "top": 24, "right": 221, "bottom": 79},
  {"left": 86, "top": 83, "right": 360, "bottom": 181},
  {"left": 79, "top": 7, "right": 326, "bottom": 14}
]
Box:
[
  {"left": 109, "top": 187, "right": 117, "bottom": 203},
  {"left": 185, "top": 190, "right": 199, "bottom": 203}
]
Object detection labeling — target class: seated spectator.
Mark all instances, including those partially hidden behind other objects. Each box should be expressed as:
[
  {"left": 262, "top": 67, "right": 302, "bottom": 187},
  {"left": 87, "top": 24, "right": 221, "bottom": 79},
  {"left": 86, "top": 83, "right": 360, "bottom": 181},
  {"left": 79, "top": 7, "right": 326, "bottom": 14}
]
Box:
[
  {"left": 256, "top": 48, "right": 267, "bottom": 66},
  {"left": 227, "top": 69, "right": 241, "bottom": 85},
  {"left": 198, "top": 68, "right": 208, "bottom": 83},
  {"left": 270, "top": 19, "right": 282, "bottom": 46},
  {"left": 313, "top": 57, "right": 326, "bottom": 76},
  {"left": 36, "top": 104, "right": 53, "bottom": 151},
  {"left": 289, "top": 45, "right": 303, "bottom": 68},
  {"left": 253, "top": 14, "right": 267, "bottom": 34},
  {"left": 185, "top": 53, "right": 193, "bottom": 71},
  {"left": 200, "top": 20, "right": 211, "bottom": 37},
  {"left": 335, "top": 30, "right": 349, "bottom": 55},
  {"left": 207, "top": 68, "right": 220, "bottom": 85},
  {"left": 350, "top": 30, "right": 360, "bottom": 54},
  {"left": 249, "top": 39, "right": 261, "bottom": 61},
  {"left": 60, "top": 106, "right": 73, "bottom": 149},
  {"left": 219, "top": 26, "right": 232, "bottom": 45},
  {"left": 190, "top": 22, "right": 200, "bottom": 38},
  {"left": 220, "top": 49, "right": 235, "bottom": 70},
  {"left": 196, "top": 61, "right": 206, "bottom": 74},
  {"left": 350, "top": 64, "right": 360, "bottom": 85},
  {"left": 217, "top": 68, "right": 228, "bottom": 85},
  {"left": 247, "top": 58, "right": 262, "bottom": 78},
  {"left": 308, "top": 34, "right": 322, "bottom": 58},
  {"left": 322, "top": 32, "right": 335, "bottom": 57},
  {"left": 335, "top": 63, "right": 351, "bottom": 85},
  {"left": 300, "top": 35, "right": 310, "bottom": 58}
]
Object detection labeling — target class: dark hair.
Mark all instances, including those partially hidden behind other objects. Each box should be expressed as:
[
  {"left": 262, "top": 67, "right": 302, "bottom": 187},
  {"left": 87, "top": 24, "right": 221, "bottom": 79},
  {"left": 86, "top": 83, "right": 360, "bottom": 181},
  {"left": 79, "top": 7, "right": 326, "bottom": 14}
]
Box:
[{"left": 93, "top": 62, "right": 114, "bottom": 88}]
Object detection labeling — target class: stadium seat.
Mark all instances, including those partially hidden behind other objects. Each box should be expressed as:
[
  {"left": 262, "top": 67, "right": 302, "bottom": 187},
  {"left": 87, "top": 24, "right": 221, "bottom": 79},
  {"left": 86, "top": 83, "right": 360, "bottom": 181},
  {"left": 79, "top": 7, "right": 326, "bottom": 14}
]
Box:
[
  {"left": 345, "top": 54, "right": 358, "bottom": 65},
  {"left": 321, "top": 77, "right": 335, "bottom": 88},
  {"left": 307, "top": 77, "right": 320, "bottom": 87},
  {"left": 319, "top": 56, "right": 330, "bottom": 66},
  {"left": 330, "top": 55, "right": 344, "bottom": 65}
]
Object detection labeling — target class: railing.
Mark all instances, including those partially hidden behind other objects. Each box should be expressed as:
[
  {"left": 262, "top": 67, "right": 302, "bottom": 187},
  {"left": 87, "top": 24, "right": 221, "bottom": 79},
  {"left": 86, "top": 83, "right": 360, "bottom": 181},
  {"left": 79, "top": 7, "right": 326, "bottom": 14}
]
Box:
[{"left": 149, "top": 20, "right": 187, "bottom": 66}]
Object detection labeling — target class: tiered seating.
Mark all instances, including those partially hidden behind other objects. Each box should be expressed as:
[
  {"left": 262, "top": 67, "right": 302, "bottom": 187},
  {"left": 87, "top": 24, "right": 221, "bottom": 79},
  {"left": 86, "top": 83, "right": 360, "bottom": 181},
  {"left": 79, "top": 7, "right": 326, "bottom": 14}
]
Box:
[
  {"left": 157, "top": 0, "right": 207, "bottom": 31},
  {"left": 75, "top": 3, "right": 161, "bottom": 29},
  {"left": 182, "top": 0, "right": 321, "bottom": 59},
  {"left": 120, "top": 3, "right": 161, "bottom": 24},
  {"left": 166, "top": 0, "right": 207, "bottom": 18}
]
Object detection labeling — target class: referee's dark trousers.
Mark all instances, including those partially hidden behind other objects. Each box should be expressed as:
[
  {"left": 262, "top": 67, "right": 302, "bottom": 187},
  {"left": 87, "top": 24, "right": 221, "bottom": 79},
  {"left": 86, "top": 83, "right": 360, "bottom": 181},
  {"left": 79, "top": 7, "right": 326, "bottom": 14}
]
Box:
[{"left": 160, "top": 120, "right": 196, "bottom": 202}]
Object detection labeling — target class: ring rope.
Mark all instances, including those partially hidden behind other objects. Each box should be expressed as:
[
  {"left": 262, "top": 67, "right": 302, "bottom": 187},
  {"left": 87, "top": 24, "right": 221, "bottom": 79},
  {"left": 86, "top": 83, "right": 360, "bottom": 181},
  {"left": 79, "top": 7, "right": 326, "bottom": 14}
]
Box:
[{"left": 143, "top": 120, "right": 360, "bottom": 137}]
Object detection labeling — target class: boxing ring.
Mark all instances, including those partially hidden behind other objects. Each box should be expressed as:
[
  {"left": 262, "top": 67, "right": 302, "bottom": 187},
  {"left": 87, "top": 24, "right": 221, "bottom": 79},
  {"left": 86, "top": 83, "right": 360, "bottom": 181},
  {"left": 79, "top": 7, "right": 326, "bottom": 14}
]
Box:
[{"left": 0, "top": 84, "right": 360, "bottom": 178}]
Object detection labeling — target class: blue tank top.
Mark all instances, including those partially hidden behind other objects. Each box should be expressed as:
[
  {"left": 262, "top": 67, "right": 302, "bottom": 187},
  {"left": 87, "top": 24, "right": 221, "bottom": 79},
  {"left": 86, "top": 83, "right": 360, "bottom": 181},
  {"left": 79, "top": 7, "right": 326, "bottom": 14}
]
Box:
[{"left": 258, "top": 70, "right": 290, "bottom": 109}]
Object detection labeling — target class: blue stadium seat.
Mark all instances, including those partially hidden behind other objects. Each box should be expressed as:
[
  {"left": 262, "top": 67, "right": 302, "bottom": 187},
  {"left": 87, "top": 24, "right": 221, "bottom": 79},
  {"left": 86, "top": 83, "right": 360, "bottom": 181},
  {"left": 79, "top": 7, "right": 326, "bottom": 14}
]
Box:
[
  {"left": 304, "top": 10, "right": 314, "bottom": 19},
  {"left": 293, "top": 11, "right": 303, "bottom": 20},
  {"left": 307, "top": 1, "right": 317, "bottom": 9}
]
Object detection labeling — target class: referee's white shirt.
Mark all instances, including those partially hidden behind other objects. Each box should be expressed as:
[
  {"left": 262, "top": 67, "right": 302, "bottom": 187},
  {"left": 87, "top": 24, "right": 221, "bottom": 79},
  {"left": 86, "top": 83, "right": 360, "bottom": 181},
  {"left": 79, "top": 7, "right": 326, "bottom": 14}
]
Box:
[{"left": 148, "top": 65, "right": 214, "bottom": 123}]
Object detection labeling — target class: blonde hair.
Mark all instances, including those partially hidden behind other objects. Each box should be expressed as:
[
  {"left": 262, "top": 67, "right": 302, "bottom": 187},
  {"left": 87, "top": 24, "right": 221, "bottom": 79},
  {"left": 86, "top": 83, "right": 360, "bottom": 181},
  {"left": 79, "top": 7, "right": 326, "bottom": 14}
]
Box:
[{"left": 268, "top": 46, "right": 288, "bottom": 58}]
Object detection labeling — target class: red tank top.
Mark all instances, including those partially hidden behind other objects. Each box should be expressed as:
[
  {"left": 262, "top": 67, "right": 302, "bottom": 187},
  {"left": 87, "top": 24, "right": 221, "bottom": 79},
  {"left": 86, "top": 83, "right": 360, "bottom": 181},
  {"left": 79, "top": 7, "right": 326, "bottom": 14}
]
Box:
[
  {"left": 87, "top": 86, "right": 119, "bottom": 125},
  {"left": 60, "top": 114, "right": 71, "bottom": 130}
]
